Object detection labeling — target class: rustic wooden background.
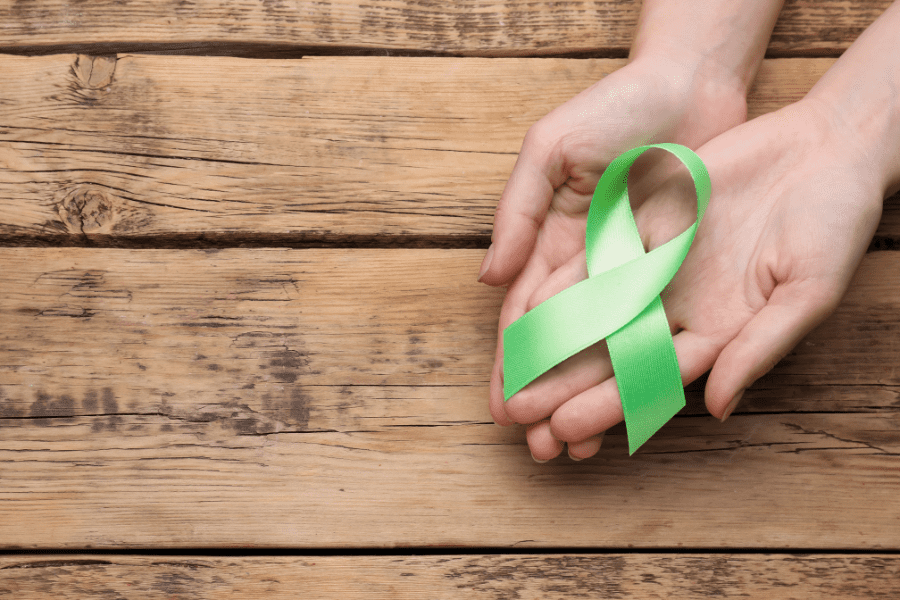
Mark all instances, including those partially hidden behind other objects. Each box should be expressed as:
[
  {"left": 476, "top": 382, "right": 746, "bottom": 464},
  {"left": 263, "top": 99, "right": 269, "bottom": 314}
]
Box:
[{"left": 1, "top": 1, "right": 898, "bottom": 597}]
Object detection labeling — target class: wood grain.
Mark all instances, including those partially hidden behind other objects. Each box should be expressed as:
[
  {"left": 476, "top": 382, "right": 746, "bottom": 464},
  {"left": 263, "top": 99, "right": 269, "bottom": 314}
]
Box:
[
  {"left": 2, "top": 554, "right": 899, "bottom": 598},
  {"left": 1, "top": 249, "right": 898, "bottom": 421},
  {"left": 0, "top": 411, "right": 897, "bottom": 549},
  {"left": 0, "top": 248, "right": 898, "bottom": 548},
  {"left": 2, "top": 54, "right": 898, "bottom": 245},
  {"left": 0, "top": 0, "right": 891, "bottom": 57}
]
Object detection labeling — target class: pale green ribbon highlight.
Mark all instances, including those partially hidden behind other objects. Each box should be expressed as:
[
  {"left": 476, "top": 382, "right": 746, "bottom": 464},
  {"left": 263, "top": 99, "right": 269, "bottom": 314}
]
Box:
[{"left": 503, "top": 143, "right": 711, "bottom": 455}]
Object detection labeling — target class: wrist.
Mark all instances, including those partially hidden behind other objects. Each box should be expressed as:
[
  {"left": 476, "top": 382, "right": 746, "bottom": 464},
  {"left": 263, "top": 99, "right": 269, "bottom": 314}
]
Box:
[
  {"left": 629, "top": 44, "right": 750, "bottom": 102},
  {"left": 804, "top": 81, "right": 900, "bottom": 199},
  {"left": 625, "top": 50, "right": 748, "bottom": 146}
]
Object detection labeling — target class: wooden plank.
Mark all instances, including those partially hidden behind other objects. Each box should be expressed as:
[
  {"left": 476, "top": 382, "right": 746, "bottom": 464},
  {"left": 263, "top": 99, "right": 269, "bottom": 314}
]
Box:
[
  {"left": 1, "top": 410, "right": 898, "bottom": 548},
  {"left": 1, "top": 249, "right": 898, "bottom": 420},
  {"left": 1, "top": 554, "right": 899, "bottom": 598},
  {"left": 0, "top": 248, "right": 898, "bottom": 548},
  {"left": 0, "top": 0, "right": 890, "bottom": 57},
  {"left": 2, "top": 55, "right": 898, "bottom": 244}
]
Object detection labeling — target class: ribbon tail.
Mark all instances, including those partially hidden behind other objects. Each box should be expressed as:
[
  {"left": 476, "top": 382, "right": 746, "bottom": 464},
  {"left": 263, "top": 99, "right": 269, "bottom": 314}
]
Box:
[{"left": 607, "top": 295, "right": 685, "bottom": 455}]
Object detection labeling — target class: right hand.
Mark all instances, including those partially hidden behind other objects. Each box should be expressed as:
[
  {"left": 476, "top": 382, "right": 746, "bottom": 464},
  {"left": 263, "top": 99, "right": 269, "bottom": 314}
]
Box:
[{"left": 499, "top": 96, "right": 886, "bottom": 462}]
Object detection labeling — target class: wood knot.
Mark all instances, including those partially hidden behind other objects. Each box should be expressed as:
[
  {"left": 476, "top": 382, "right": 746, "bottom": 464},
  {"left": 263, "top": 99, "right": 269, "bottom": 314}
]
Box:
[
  {"left": 71, "top": 55, "right": 117, "bottom": 91},
  {"left": 56, "top": 185, "right": 151, "bottom": 236}
]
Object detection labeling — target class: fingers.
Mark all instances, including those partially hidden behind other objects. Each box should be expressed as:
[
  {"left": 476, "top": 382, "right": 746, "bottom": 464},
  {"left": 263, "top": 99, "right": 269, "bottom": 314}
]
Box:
[
  {"left": 523, "top": 249, "right": 588, "bottom": 312},
  {"left": 502, "top": 251, "right": 613, "bottom": 425},
  {"left": 550, "top": 329, "right": 719, "bottom": 443},
  {"left": 489, "top": 340, "right": 515, "bottom": 426},
  {"left": 566, "top": 435, "right": 604, "bottom": 461},
  {"left": 504, "top": 343, "right": 612, "bottom": 425},
  {"left": 526, "top": 420, "right": 564, "bottom": 462},
  {"left": 705, "top": 282, "right": 841, "bottom": 420},
  {"left": 549, "top": 377, "right": 624, "bottom": 443},
  {"left": 489, "top": 251, "right": 554, "bottom": 426},
  {"left": 479, "top": 122, "right": 568, "bottom": 287},
  {"left": 526, "top": 428, "right": 603, "bottom": 463}
]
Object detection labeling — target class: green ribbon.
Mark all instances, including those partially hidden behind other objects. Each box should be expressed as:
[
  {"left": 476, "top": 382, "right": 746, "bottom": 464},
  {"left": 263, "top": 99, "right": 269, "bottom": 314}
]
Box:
[{"left": 503, "top": 143, "right": 711, "bottom": 454}]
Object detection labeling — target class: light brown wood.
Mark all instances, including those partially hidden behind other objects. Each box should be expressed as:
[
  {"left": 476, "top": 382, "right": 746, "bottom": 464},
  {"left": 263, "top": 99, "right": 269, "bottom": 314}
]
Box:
[
  {"left": 0, "top": 0, "right": 890, "bottom": 57},
  {"left": 1, "top": 248, "right": 898, "bottom": 548},
  {"left": 1, "top": 0, "right": 896, "bottom": 580},
  {"left": 2, "top": 554, "right": 899, "bottom": 598},
  {"left": 1, "top": 54, "right": 898, "bottom": 244},
  {"left": 2, "top": 411, "right": 898, "bottom": 549},
  {"left": 1, "top": 249, "right": 898, "bottom": 421}
]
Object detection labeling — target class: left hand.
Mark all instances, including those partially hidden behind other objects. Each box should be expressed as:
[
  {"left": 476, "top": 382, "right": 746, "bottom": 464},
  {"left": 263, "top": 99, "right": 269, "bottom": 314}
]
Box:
[{"left": 479, "top": 55, "right": 750, "bottom": 464}]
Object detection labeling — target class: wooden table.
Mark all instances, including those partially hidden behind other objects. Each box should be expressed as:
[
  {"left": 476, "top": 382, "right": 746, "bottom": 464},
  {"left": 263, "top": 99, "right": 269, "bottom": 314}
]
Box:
[{"left": 1, "top": 1, "right": 899, "bottom": 596}]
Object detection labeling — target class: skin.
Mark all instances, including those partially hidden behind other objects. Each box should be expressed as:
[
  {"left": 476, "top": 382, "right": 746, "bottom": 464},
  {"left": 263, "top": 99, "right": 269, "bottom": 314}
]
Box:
[{"left": 480, "top": 0, "right": 900, "bottom": 461}]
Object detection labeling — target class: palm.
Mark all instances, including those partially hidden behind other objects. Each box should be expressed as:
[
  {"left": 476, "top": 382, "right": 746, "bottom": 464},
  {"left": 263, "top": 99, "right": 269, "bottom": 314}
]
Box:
[{"left": 670, "top": 102, "right": 881, "bottom": 401}]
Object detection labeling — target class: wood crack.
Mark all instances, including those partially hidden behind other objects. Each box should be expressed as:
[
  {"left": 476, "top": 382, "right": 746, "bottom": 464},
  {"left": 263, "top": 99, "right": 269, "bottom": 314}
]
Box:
[
  {"left": 782, "top": 423, "right": 899, "bottom": 456},
  {"left": 640, "top": 442, "right": 803, "bottom": 456}
]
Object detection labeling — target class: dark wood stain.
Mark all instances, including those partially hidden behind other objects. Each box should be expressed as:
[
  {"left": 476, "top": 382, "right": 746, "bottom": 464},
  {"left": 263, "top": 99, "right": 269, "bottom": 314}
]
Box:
[
  {"left": 81, "top": 390, "right": 98, "bottom": 412},
  {"left": 29, "top": 391, "right": 76, "bottom": 423},
  {"left": 0, "top": 392, "right": 24, "bottom": 419},
  {"left": 269, "top": 349, "right": 308, "bottom": 370},
  {"left": 101, "top": 388, "right": 118, "bottom": 414},
  {"left": 271, "top": 371, "right": 298, "bottom": 383},
  {"left": 287, "top": 388, "right": 310, "bottom": 430},
  {"left": 447, "top": 555, "right": 629, "bottom": 598}
]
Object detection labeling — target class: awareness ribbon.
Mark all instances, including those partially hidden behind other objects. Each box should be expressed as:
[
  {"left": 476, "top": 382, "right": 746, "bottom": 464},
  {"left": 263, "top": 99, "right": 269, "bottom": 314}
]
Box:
[{"left": 502, "top": 143, "right": 711, "bottom": 454}]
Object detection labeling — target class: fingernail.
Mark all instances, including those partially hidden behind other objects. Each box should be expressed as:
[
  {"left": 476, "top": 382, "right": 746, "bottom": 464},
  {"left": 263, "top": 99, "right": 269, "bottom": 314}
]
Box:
[
  {"left": 721, "top": 389, "right": 745, "bottom": 422},
  {"left": 531, "top": 454, "right": 548, "bottom": 464},
  {"left": 477, "top": 244, "right": 494, "bottom": 282},
  {"left": 567, "top": 448, "right": 583, "bottom": 462}
]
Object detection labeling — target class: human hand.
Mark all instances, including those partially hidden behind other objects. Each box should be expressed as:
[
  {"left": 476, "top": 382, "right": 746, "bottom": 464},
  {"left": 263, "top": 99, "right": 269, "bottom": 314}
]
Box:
[
  {"left": 478, "top": 55, "right": 749, "bottom": 458},
  {"left": 503, "top": 97, "right": 886, "bottom": 461}
]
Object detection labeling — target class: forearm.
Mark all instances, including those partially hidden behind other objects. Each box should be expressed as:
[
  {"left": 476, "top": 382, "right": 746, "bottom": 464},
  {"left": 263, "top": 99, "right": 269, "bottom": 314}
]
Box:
[
  {"left": 804, "top": 0, "right": 900, "bottom": 197},
  {"left": 629, "top": 0, "right": 785, "bottom": 96}
]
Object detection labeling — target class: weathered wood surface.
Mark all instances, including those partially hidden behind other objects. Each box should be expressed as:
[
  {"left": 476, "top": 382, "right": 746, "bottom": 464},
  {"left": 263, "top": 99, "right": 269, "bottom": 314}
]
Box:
[
  {"left": 0, "top": 0, "right": 890, "bottom": 57},
  {"left": 2, "top": 554, "right": 899, "bottom": 599},
  {"left": 1, "top": 248, "right": 898, "bottom": 548},
  {"left": 1, "top": 55, "right": 898, "bottom": 245}
]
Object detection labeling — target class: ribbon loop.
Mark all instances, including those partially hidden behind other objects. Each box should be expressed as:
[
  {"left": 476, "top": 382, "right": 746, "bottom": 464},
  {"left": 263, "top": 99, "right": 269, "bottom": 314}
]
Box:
[{"left": 503, "top": 144, "right": 711, "bottom": 454}]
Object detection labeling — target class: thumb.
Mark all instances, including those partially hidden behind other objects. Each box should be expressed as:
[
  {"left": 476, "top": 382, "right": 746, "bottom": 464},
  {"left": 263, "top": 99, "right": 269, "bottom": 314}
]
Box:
[
  {"left": 705, "top": 282, "right": 842, "bottom": 420},
  {"left": 479, "top": 124, "right": 567, "bottom": 287}
]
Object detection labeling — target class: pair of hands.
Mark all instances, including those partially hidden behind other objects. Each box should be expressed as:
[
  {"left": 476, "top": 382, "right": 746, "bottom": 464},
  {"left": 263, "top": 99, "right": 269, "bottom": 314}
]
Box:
[{"left": 479, "top": 57, "right": 884, "bottom": 461}]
